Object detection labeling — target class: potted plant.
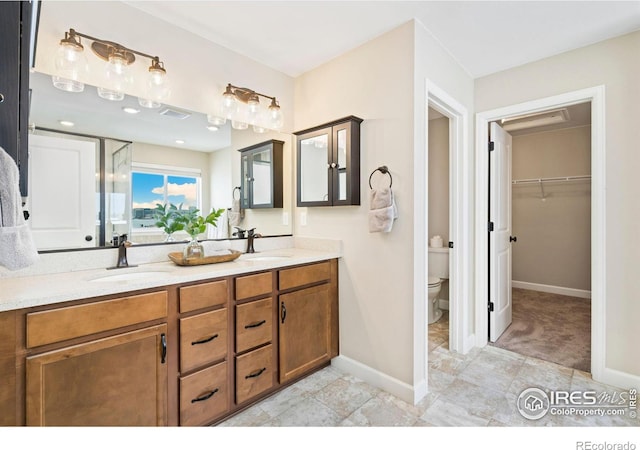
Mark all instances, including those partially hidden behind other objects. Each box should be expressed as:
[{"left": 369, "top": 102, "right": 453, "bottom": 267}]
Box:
[
  {"left": 180, "top": 207, "right": 226, "bottom": 259},
  {"left": 153, "top": 203, "right": 185, "bottom": 242}
]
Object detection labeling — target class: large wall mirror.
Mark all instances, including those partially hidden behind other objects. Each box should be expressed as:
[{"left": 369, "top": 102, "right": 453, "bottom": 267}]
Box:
[{"left": 28, "top": 2, "right": 294, "bottom": 252}]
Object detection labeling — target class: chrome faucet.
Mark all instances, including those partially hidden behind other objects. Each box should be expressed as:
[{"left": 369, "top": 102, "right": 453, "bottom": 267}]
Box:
[{"left": 245, "top": 228, "right": 262, "bottom": 253}]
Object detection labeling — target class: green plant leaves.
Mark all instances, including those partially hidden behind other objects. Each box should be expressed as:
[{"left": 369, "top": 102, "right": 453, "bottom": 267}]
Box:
[{"left": 154, "top": 203, "right": 225, "bottom": 238}]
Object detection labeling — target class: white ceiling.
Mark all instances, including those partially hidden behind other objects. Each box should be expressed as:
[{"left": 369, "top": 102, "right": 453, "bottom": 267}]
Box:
[{"left": 126, "top": 0, "right": 640, "bottom": 78}]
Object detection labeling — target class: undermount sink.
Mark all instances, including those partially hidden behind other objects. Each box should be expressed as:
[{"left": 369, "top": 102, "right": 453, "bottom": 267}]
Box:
[{"left": 89, "top": 271, "right": 169, "bottom": 282}]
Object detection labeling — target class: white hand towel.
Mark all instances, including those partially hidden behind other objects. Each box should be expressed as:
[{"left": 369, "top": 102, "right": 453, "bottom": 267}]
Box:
[
  {"left": 228, "top": 198, "right": 243, "bottom": 227},
  {"left": 207, "top": 208, "right": 229, "bottom": 239},
  {"left": 0, "top": 146, "right": 39, "bottom": 270},
  {"left": 368, "top": 187, "right": 398, "bottom": 233}
]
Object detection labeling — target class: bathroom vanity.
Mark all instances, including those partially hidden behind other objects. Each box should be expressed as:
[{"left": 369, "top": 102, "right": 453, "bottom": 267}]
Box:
[{"left": 0, "top": 248, "right": 339, "bottom": 426}]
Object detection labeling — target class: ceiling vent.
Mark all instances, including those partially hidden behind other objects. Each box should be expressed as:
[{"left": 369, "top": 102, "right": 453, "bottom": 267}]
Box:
[
  {"left": 502, "top": 108, "right": 570, "bottom": 132},
  {"left": 158, "top": 107, "right": 191, "bottom": 120}
]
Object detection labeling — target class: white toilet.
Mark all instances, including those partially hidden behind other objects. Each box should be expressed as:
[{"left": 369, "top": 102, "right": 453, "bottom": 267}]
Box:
[{"left": 428, "top": 246, "right": 449, "bottom": 324}]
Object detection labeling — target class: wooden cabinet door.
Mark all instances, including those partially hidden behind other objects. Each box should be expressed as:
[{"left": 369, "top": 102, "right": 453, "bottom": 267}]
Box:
[
  {"left": 278, "top": 284, "right": 331, "bottom": 383},
  {"left": 26, "top": 324, "right": 168, "bottom": 426}
]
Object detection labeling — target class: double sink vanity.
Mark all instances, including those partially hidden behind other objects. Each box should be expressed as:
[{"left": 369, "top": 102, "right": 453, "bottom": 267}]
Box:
[{"left": 0, "top": 241, "right": 341, "bottom": 426}]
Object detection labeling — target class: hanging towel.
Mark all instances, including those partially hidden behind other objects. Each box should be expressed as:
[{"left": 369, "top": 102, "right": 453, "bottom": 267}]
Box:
[
  {"left": 0, "top": 147, "right": 39, "bottom": 270},
  {"left": 368, "top": 187, "right": 398, "bottom": 233},
  {"left": 228, "top": 198, "right": 243, "bottom": 227},
  {"left": 207, "top": 208, "right": 229, "bottom": 239}
]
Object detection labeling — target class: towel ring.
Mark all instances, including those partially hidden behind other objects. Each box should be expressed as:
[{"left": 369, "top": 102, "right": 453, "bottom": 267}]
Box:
[
  {"left": 368, "top": 166, "right": 392, "bottom": 189},
  {"left": 233, "top": 186, "right": 241, "bottom": 200}
]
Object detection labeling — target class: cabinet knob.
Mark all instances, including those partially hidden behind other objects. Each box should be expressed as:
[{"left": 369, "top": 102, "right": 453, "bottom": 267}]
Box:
[
  {"left": 329, "top": 162, "right": 337, "bottom": 169},
  {"left": 0, "top": 93, "right": 4, "bottom": 103}
]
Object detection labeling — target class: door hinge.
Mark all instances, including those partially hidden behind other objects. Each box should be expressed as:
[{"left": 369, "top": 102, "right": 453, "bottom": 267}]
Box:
[
  {"left": 488, "top": 141, "right": 495, "bottom": 152},
  {"left": 448, "top": 241, "right": 454, "bottom": 249},
  {"left": 488, "top": 302, "right": 494, "bottom": 312},
  {"left": 488, "top": 221, "right": 494, "bottom": 232}
]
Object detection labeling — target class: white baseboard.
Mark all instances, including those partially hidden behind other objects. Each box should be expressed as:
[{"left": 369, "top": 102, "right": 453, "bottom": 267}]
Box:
[
  {"left": 597, "top": 367, "right": 640, "bottom": 391},
  {"left": 512, "top": 280, "right": 591, "bottom": 299},
  {"left": 331, "top": 355, "right": 424, "bottom": 405}
]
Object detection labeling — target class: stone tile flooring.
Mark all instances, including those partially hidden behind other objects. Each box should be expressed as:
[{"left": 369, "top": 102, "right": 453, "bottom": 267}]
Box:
[{"left": 218, "top": 312, "right": 638, "bottom": 428}]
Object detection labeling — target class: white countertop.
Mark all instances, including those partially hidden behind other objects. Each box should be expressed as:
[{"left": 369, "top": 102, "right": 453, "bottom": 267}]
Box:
[{"left": 0, "top": 247, "right": 341, "bottom": 313}]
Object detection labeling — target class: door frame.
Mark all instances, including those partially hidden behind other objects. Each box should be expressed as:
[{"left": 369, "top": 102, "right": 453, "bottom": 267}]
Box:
[
  {"left": 416, "top": 80, "right": 473, "bottom": 401},
  {"left": 474, "top": 86, "right": 606, "bottom": 379}
]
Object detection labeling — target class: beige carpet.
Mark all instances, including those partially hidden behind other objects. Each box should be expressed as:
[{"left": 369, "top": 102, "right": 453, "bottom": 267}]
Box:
[{"left": 492, "top": 288, "right": 591, "bottom": 372}]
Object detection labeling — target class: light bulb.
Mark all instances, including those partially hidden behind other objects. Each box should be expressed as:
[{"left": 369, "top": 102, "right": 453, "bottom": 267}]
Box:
[
  {"left": 98, "top": 50, "right": 132, "bottom": 101},
  {"left": 268, "top": 99, "right": 283, "bottom": 130},
  {"left": 146, "top": 59, "right": 170, "bottom": 102},
  {"left": 221, "top": 85, "right": 237, "bottom": 119},
  {"left": 247, "top": 94, "right": 260, "bottom": 125}
]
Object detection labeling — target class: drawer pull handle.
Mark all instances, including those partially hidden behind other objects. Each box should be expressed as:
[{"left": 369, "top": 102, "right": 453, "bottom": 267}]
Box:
[
  {"left": 245, "top": 367, "right": 267, "bottom": 379},
  {"left": 281, "top": 302, "right": 286, "bottom": 324},
  {"left": 191, "top": 388, "right": 219, "bottom": 403},
  {"left": 244, "top": 320, "right": 266, "bottom": 329},
  {"left": 160, "top": 333, "right": 167, "bottom": 364},
  {"left": 191, "top": 334, "right": 219, "bottom": 345}
]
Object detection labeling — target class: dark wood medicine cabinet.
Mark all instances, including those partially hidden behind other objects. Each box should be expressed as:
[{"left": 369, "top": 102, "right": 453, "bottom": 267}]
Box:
[
  {"left": 238, "top": 139, "right": 284, "bottom": 209},
  {"left": 294, "top": 116, "right": 362, "bottom": 207}
]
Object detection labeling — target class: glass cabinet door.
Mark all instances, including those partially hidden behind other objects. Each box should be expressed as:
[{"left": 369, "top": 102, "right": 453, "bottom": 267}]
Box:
[
  {"left": 334, "top": 126, "right": 348, "bottom": 202},
  {"left": 250, "top": 146, "right": 273, "bottom": 207},
  {"left": 298, "top": 128, "right": 331, "bottom": 205}
]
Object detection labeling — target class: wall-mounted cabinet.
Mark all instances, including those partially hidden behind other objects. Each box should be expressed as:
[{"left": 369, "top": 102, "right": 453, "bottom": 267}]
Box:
[
  {"left": 238, "top": 139, "right": 284, "bottom": 209},
  {"left": 295, "top": 116, "right": 363, "bottom": 207}
]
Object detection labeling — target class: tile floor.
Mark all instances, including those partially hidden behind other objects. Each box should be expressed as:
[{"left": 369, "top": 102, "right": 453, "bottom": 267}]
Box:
[{"left": 218, "top": 312, "right": 638, "bottom": 427}]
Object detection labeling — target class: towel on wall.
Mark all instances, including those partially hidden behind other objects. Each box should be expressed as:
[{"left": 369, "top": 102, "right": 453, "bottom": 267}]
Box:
[
  {"left": 368, "top": 187, "right": 398, "bottom": 233},
  {"left": 228, "top": 198, "right": 243, "bottom": 227},
  {"left": 0, "top": 146, "right": 39, "bottom": 270},
  {"left": 207, "top": 208, "right": 230, "bottom": 239}
]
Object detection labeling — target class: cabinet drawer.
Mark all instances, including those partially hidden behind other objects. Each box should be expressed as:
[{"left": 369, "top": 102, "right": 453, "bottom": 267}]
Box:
[
  {"left": 180, "top": 280, "right": 228, "bottom": 313},
  {"left": 180, "top": 309, "right": 228, "bottom": 373},
  {"left": 279, "top": 261, "right": 331, "bottom": 291},
  {"left": 236, "top": 298, "right": 272, "bottom": 353},
  {"left": 180, "top": 361, "right": 228, "bottom": 426},
  {"left": 26, "top": 291, "right": 168, "bottom": 348},
  {"left": 235, "top": 272, "right": 272, "bottom": 300},
  {"left": 235, "top": 344, "right": 273, "bottom": 404}
]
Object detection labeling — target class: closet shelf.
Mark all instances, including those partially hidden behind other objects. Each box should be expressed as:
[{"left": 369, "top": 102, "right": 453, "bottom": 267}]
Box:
[{"left": 512, "top": 175, "right": 591, "bottom": 185}]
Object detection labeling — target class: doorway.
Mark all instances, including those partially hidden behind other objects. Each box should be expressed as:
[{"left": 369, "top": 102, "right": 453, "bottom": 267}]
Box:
[
  {"left": 487, "top": 102, "right": 593, "bottom": 372},
  {"left": 475, "top": 86, "right": 606, "bottom": 380}
]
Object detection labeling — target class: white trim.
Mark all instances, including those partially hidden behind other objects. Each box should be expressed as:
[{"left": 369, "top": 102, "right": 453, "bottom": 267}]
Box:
[
  {"left": 512, "top": 281, "right": 591, "bottom": 299},
  {"left": 600, "top": 367, "right": 640, "bottom": 391},
  {"left": 331, "top": 355, "right": 423, "bottom": 405},
  {"left": 475, "top": 86, "right": 606, "bottom": 383},
  {"left": 132, "top": 161, "right": 202, "bottom": 176}
]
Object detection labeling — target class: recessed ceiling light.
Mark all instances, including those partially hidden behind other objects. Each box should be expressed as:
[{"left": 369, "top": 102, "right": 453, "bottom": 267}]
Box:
[
  {"left": 59, "top": 120, "right": 74, "bottom": 127},
  {"left": 122, "top": 106, "right": 140, "bottom": 114},
  {"left": 206, "top": 125, "right": 219, "bottom": 132},
  {"left": 175, "top": 139, "right": 185, "bottom": 144}
]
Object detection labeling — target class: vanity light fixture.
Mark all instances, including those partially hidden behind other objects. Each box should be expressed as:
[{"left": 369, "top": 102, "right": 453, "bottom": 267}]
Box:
[
  {"left": 216, "top": 83, "right": 284, "bottom": 132},
  {"left": 52, "top": 28, "right": 170, "bottom": 106}
]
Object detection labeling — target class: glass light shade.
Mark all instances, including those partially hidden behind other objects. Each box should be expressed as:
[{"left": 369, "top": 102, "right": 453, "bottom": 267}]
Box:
[
  {"left": 207, "top": 114, "right": 226, "bottom": 126},
  {"left": 231, "top": 120, "right": 248, "bottom": 130},
  {"left": 138, "top": 97, "right": 161, "bottom": 108},
  {"left": 53, "top": 42, "right": 88, "bottom": 92},
  {"left": 268, "top": 103, "right": 284, "bottom": 130},
  {"left": 221, "top": 92, "right": 237, "bottom": 119},
  {"left": 99, "top": 53, "right": 132, "bottom": 100},
  {"left": 247, "top": 97, "right": 260, "bottom": 125},
  {"left": 97, "top": 86, "right": 124, "bottom": 101},
  {"left": 146, "top": 68, "right": 171, "bottom": 102},
  {"left": 252, "top": 125, "right": 266, "bottom": 133}
]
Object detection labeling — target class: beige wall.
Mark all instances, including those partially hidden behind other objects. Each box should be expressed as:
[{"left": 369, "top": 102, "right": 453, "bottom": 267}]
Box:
[
  {"left": 428, "top": 115, "right": 449, "bottom": 244},
  {"left": 294, "top": 20, "right": 474, "bottom": 391},
  {"left": 476, "top": 31, "right": 640, "bottom": 377},
  {"left": 512, "top": 126, "right": 591, "bottom": 291}
]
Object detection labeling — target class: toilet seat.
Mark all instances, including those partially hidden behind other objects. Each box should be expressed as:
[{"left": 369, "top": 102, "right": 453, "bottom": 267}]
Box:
[{"left": 428, "top": 276, "right": 441, "bottom": 287}]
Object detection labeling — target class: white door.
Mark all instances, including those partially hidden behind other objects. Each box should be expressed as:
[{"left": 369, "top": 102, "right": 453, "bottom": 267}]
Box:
[
  {"left": 489, "top": 122, "right": 513, "bottom": 341},
  {"left": 27, "top": 134, "right": 96, "bottom": 250}
]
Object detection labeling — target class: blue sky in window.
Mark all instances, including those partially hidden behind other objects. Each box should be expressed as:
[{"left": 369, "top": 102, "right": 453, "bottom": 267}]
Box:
[{"left": 132, "top": 172, "right": 197, "bottom": 210}]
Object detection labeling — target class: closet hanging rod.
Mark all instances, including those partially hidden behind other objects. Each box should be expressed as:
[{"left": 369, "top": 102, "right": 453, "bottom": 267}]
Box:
[{"left": 512, "top": 175, "right": 591, "bottom": 185}]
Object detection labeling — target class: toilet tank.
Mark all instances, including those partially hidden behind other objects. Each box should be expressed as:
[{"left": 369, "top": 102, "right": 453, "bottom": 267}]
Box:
[{"left": 428, "top": 247, "right": 449, "bottom": 278}]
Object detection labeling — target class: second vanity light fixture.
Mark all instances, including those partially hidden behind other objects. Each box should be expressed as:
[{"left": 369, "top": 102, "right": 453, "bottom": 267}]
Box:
[
  {"left": 208, "top": 83, "right": 284, "bottom": 132},
  {"left": 52, "top": 28, "right": 170, "bottom": 107}
]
